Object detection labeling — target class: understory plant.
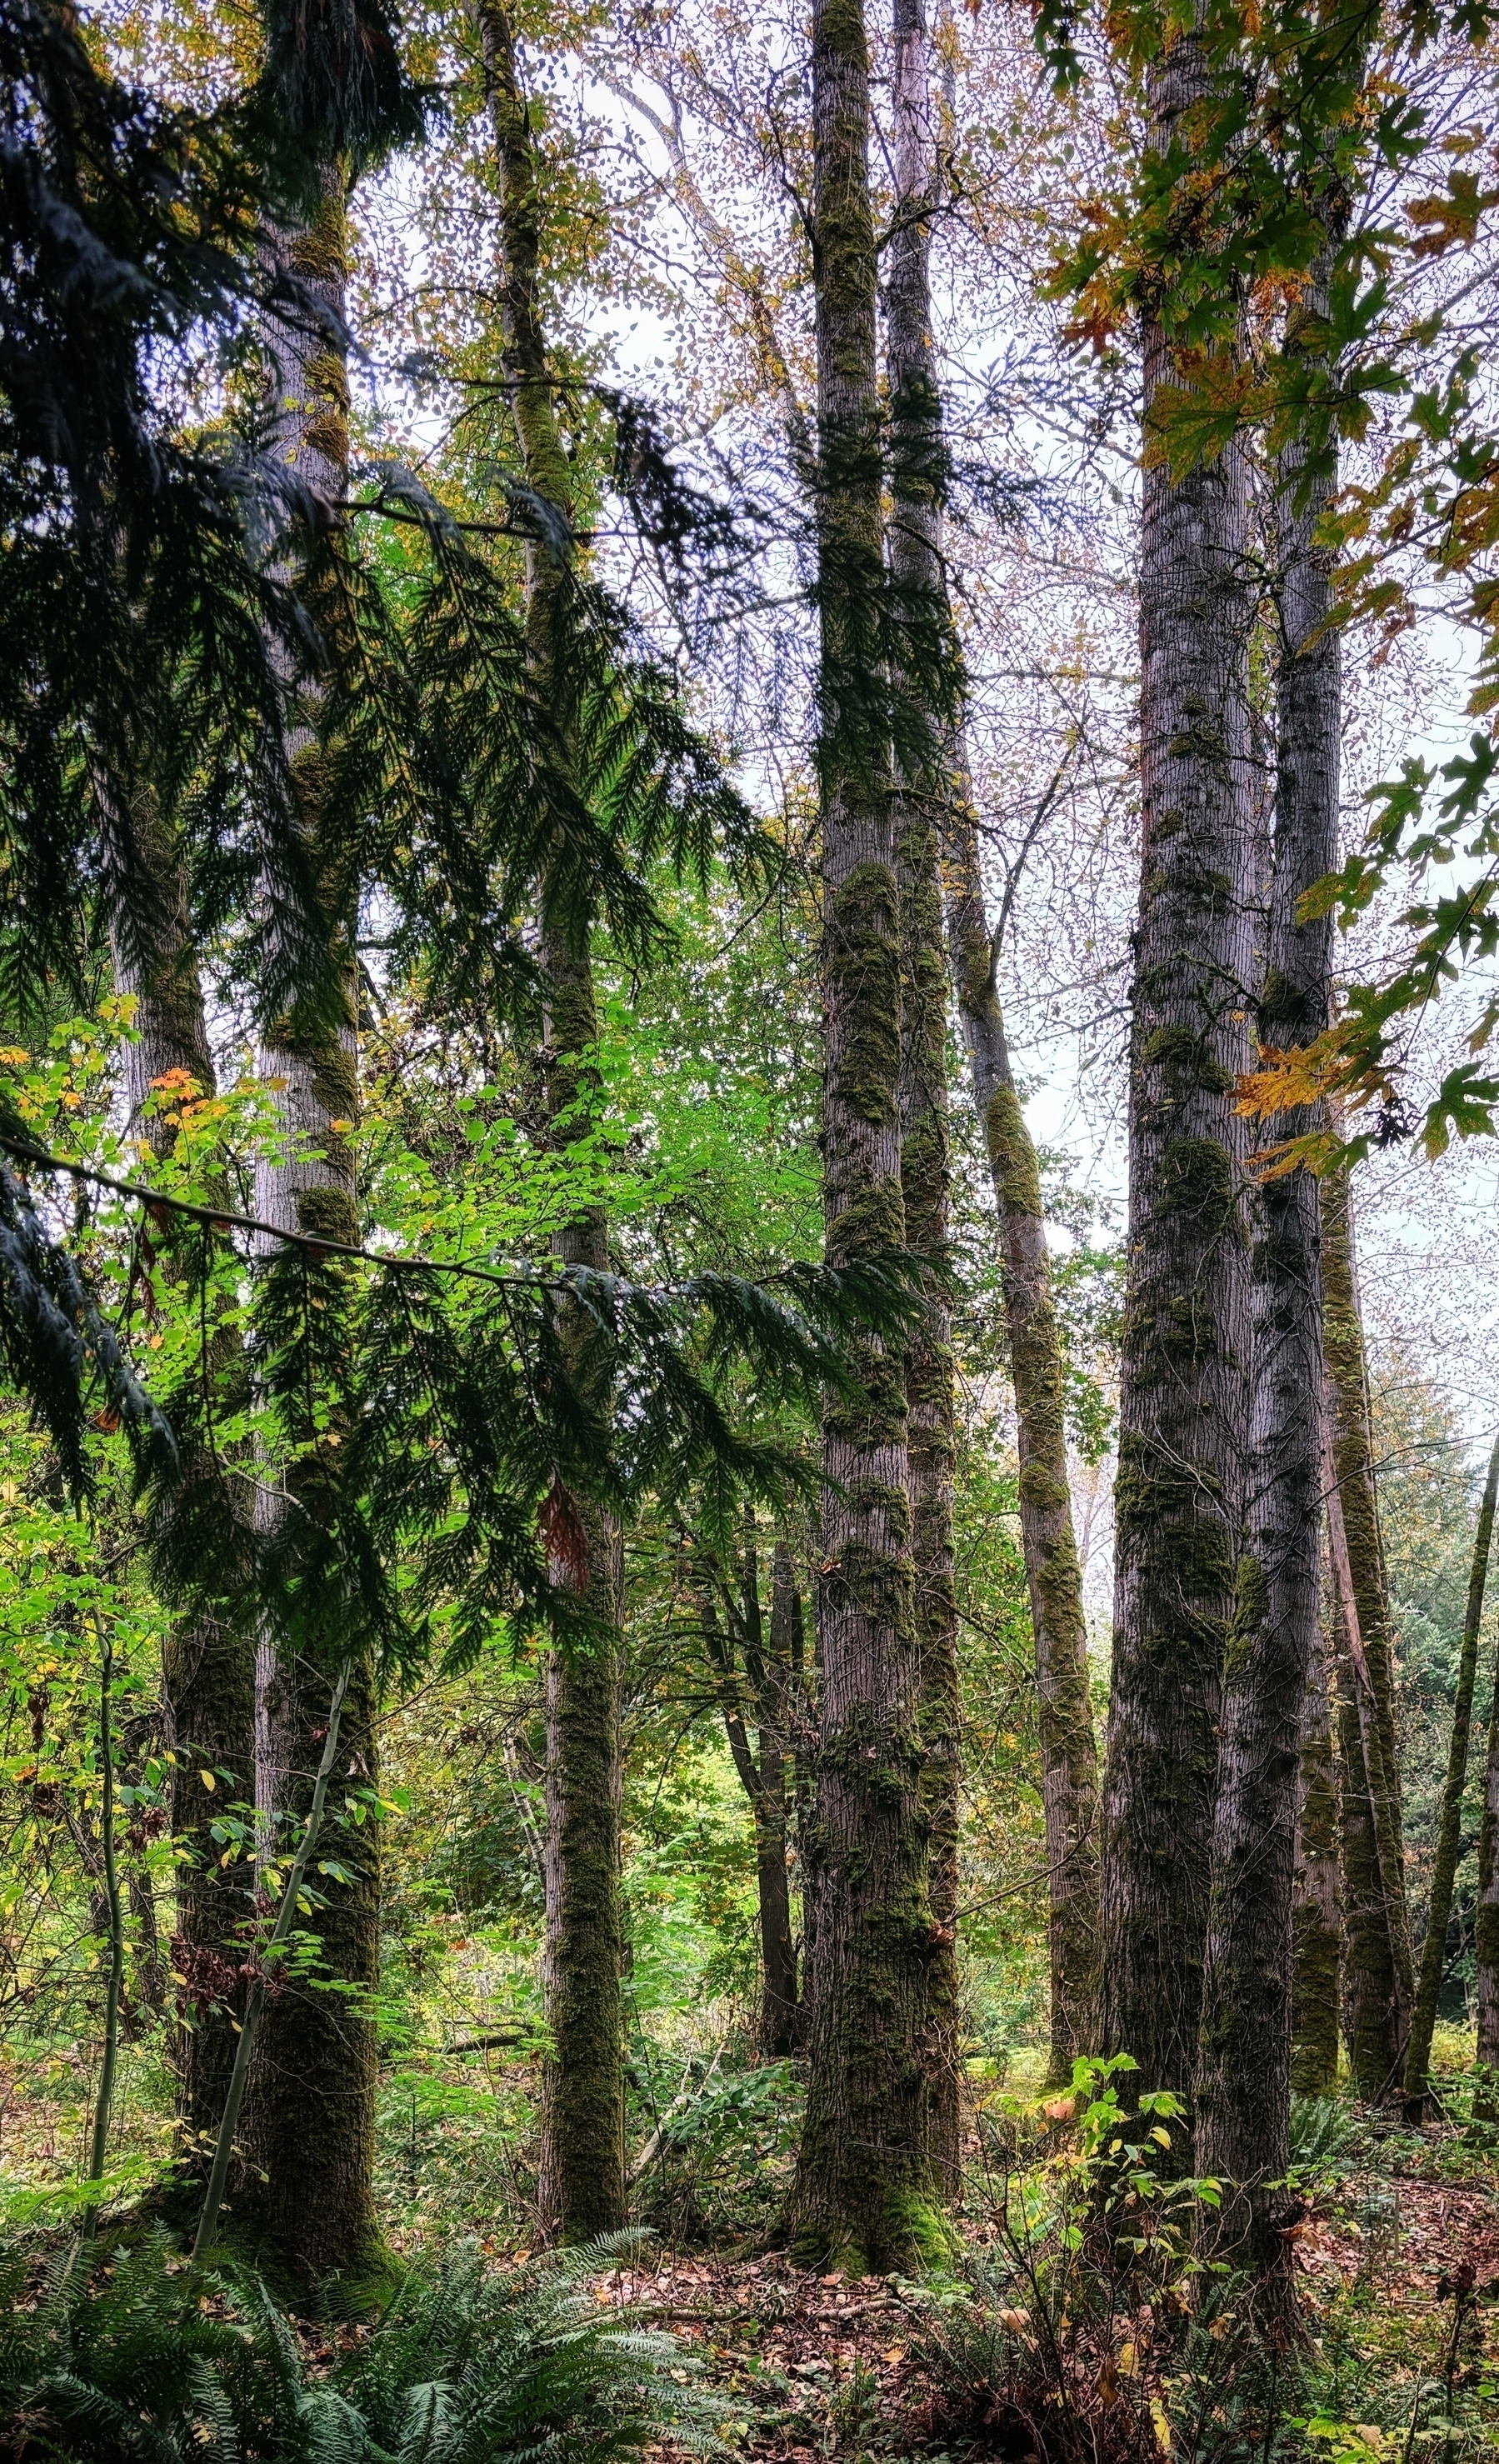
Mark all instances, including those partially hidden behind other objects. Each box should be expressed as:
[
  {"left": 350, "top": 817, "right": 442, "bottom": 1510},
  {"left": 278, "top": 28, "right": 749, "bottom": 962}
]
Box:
[{"left": 0, "top": 2227, "right": 720, "bottom": 2463}]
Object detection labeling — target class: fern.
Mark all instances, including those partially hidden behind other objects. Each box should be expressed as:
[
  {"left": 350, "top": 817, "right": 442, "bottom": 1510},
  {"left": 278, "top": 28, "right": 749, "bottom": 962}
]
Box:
[{"left": 0, "top": 2231, "right": 720, "bottom": 2464}]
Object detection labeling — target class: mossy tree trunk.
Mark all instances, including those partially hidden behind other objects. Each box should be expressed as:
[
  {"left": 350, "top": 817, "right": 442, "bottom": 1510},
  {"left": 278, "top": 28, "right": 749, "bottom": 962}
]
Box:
[
  {"left": 1291, "top": 1604, "right": 1342, "bottom": 2095},
  {"left": 1195, "top": 284, "right": 1339, "bottom": 2264},
  {"left": 887, "top": 0, "right": 961, "bottom": 2193},
  {"left": 1403, "top": 1432, "right": 1499, "bottom": 2106},
  {"left": 698, "top": 1536, "right": 800, "bottom": 2057},
  {"left": 1473, "top": 1594, "right": 1499, "bottom": 2112},
  {"left": 785, "top": 0, "right": 937, "bottom": 2275},
  {"left": 1097, "top": 31, "right": 1257, "bottom": 2118},
  {"left": 240, "top": 168, "right": 382, "bottom": 2283},
  {"left": 104, "top": 795, "right": 257, "bottom": 2175},
  {"left": 1321, "top": 1170, "right": 1416, "bottom": 2102},
  {"left": 478, "top": 0, "right": 626, "bottom": 2240}
]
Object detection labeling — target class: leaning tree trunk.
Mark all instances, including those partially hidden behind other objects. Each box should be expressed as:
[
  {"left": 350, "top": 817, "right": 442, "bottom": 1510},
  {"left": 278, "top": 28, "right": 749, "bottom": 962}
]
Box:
[
  {"left": 478, "top": 0, "right": 626, "bottom": 2240},
  {"left": 239, "top": 166, "right": 383, "bottom": 2284},
  {"left": 1321, "top": 1169, "right": 1416, "bottom": 2102},
  {"left": 1403, "top": 1431, "right": 1499, "bottom": 2105},
  {"left": 1195, "top": 279, "right": 1339, "bottom": 2267},
  {"left": 887, "top": 0, "right": 961, "bottom": 2193},
  {"left": 1097, "top": 32, "right": 1257, "bottom": 2120},
  {"left": 102, "top": 790, "right": 257, "bottom": 2175},
  {"left": 784, "top": 0, "right": 937, "bottom": 2276},
  {"left": 942, "top": 782, "right": 1099, "bottom": 2080},
  {"left": 1473, "top": 1593, "right": 1499, "bottom": 2112},
  {"left": 1291, "top": 1602, "right": 1342, "bottom": 2095}
]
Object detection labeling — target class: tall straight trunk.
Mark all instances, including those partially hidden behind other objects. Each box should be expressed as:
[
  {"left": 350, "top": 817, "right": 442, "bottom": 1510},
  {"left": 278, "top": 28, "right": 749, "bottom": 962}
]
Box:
[
  {"left": 105, "top": 794, "right": 256, "bottom": 2172},
  {"left": 942, "top": 787, "right": 1099, "bottom": 2079},
  {"left": 1404, "top": 1432, "right": 1499, "bottom": 2103},
  {"left": 888, "top": 0, "right": 960, "bottom": 2195},
  {"left": 1473, "top": 1606, "right": 1499, "bottom": 2110},
  {"left": 1291, "top": 1604, "right": 1342, "bottom": 2095},
  {"left": 700, "top": 1541, "right": 799, "bottom": 2057},
  {"left": 1195, "top": 295, "right": 1339, "bottom": 2264},
  {"left": 1321, "top": 1170, "right": 1415, "bottom": 2100},
  {"left": 1097, "top": 35, "right": 1257, "bottom": 2114},
  {"left": 241, "top": 166, "right": 382, "bottom": 2282},
  {"left": 785, "top": 0, "right": 936, "bottom": 2275},
  {"left": 477, "top": 0, "right": 626, "bottom": 2240}
]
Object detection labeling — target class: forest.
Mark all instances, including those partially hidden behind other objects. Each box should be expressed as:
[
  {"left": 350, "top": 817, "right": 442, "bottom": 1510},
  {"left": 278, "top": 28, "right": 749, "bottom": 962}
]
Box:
[{"left": 2, "top": 0, "right": 1499, "bottom": 2452}]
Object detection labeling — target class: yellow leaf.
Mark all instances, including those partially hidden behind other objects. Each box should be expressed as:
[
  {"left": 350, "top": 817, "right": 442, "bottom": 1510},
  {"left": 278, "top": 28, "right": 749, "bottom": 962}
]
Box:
[
  {"left": 1150, "top": 2396, "right": 1172, "bottom": 2454},
  {"left": 199, "top": 1770, "right": 216, "bottom": 1791}
]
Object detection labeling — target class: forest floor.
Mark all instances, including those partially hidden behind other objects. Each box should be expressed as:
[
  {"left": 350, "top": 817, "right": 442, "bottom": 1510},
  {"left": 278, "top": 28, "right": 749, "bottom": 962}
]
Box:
[{"left": 591, "top": 2118, "right": 1499, "bottom": 2464}]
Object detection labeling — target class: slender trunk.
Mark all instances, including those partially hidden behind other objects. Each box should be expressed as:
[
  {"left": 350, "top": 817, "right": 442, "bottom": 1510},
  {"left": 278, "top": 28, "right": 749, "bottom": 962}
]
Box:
[
  {"left": 1195, "top": 300, "right": 1339, "bottom": 2265},
  {"left": 240, "top": 167, "right": 382, "bottom": 2282},
  {"left": 1321, "top": 1171, "right": 1415, "bottom": 2100},
  {"left": 786, "top": 0, "right": 936, "bottom": 2275},
  {"left": 942, "top": 781, "right": 1098, "bottom": 2078},
  {"left": 888, "top": 0, "right": 960, "bottom": 2193},
  {"left": 700, "top": 1548, "right": 799, "bottom": 2058},
  {"left": 1474, "top": 1605, "right": 1499, "bottom": 2112},
  {"left": 81, "top": 1625, "right": 123, "bottom": 2243},
  {"left": 477, "top": 0, "right": 626, "bottom": 2239},
  {"left": 105, "top": 793, "right": 256, "bottom": 2175},
  {"left": 1098, "top": 33, "right": 1257, "bottom": 2116},
  {"left": 1291, "top": 1602, "right": 1342, "bottom": 2095},
  {"left": 1404, "top": 1432, "right": 1499, "bottom": 2103}
]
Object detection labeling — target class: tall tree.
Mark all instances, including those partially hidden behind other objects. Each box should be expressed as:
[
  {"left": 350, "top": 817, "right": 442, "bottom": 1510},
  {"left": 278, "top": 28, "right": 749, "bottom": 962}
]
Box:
[
  {"left": 1473, "top": 1584, "right": 1499, "bottom": 2113},
  {"left": 1321, "top": 1169, "right": 1416, "bottom": 2102},
  {"left": 1290, "top": 1607, "right": 1342, "bottom": 2096},
  {"left": 1403, "top": 1431, "right": 1499, "bottom": 2105},
  {"left": 1097, "top": 26, "right": 1257, "bottom": 2117},
  {"left": 240, "top": 148, "right": 384, "bottom": 2279},
  {"left": 1195, "top": 255, "right": 1341, "bottom": 2266},
  {"left": 784, "top": 0, "right": 938, "bottom": 2273},
  {"left": 105, "top": 798, "right": 256, "bottom": 2182},
  {"left": 887, "top": 0, "right": 962, "bottom": 2190},
  {"left": 697, "top": 1532, "right": 801, "bottom": 2057},
  {"left": 477, "top": 0, "right": 626, "bottom": 2241}
]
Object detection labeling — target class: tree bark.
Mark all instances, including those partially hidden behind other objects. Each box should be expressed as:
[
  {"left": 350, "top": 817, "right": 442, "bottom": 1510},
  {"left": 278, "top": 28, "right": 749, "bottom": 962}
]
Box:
[
  {"left": 785, "top": 0, "right": 937, "bottom": 2274},
  {"left": 1195, "top": 292, "right": 1339, "bottom": 2264},
  {"left": 104, "top": 793, "right": 257, "bottom": 2175},
  {"left": 1097, "top": 31, "right": 1257, "bottom": 2117},
  {"left": 477, "top": 0, "right": 627, "bottom": 2240},
  {"left": 1473, "top": 1590, "right": 1499, "bottom": 2112},
  {"left": 888, "top": 0, "right": 961, "bottom": 2195},
  {"left": 699, "top": 1542, "right": 799, "bottom": 2057},
  {"left": 1291, "top": 1603, "right": 1342, "bottom": 2096},
  {"left": 1403, "top": 1431, "right": 1499, "bottom": 2104},
  {"left": 1321, "top": 1170, "right": 1416, "bottom": 2102},
  {"left": 238, "top": 166, "right": 382, "bottom": 2284}
]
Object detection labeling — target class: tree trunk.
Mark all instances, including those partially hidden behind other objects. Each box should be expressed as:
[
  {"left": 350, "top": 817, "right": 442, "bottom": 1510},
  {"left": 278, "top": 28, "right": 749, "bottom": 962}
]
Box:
[
  {"left": 1473, "top": 1598, "right": 1499, "bottom": 2112},
  {"left": 785, "top": 0, "right": 937, "bottom": 2275},
  {"left": 700, "top": 1543, "right": 799, "bottom": 2057},
  {"left": 1403, "top": 1431, "right": 1499, "bottom": 2104},
  {"left": 1321, "top": 1170, "right": 1415, "bottom": 2102},
  {"left": 942, "top": 779, "right": 1098, "bottom": 2080},
  {"left": 888, "top": 0, "right": 961, "bottom": 2195},
  {"left": 1195, "top": 292, "right": 1339, "bottom": 2264},
  {"left": 239, "top": 167, "right": 382, "bottom": 2284},
  {"left": 1097, "top": 31, "right": 1257, "bottom": 2116},
  {"left": 105, "top": 794, "right": 256, "bottom": 2175},
  {"left": 477, "top": 0, "right": 627, "bottom": 2240},
  {"left": 1291, "top": 1602, "right": 1342, "bottom": 2096}
]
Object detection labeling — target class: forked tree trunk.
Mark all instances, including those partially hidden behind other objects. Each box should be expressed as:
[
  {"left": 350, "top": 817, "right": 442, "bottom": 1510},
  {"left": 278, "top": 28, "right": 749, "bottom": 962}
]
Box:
[
  {"left": 700, "top": 1540, "right": 799, "bottom": 2057},
  {"left": 1403, "top": 1431, "right": 1499, "bottom": 2105},
  {"left": 1098, "top": 31, "right": 1257, "bottom": 2117},
  {"left": 785, "top": 0, "right": 937, "bottom": 2275},
  {"left": 240, "top": 168, "right": 382, "bottom": 2282},
  {"left": 1195, "top": 288, "right": 1339, "bottom": 2265},
  {"left": 478, "top": 0, "right": 626, "bottom": 2239},
  {"left": 1321, "top": 1170, "right": 1415, "bottom": 2102},
  {"left": 888, "top": 0, "right": 961, "bottom": 2194},
  {"left": 105, "top": 793, "right": 257, "bottom": 2173},
  {"left": 1291, "top": 1605, "right": 1342, "bottom": 2096}
]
